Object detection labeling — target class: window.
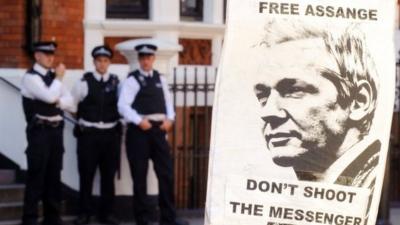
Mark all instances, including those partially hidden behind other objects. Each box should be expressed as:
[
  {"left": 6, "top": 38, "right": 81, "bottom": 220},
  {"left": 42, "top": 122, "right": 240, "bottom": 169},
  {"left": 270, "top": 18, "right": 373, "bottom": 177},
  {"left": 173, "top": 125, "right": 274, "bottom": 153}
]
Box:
[
  {"left": 223, "top": 0, "right": 227, "bottom": 23},
  {"left": 180, "top": 0, "right": 203, "bottom": 21},
  {"left": 106, "top": 0, "right": 149, "bottom": 19}
]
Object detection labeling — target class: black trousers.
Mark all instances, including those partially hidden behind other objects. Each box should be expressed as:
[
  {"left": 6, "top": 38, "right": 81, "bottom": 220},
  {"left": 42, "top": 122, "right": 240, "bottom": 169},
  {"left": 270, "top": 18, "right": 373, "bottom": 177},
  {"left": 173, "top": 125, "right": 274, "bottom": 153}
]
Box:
[
  {"left": 76, "top": 127, "right": 120, "bottom": 217},
  {"left": 126, "top": 123, "right": 176, "bottom": 225},
  {"left": 22, "top": 124, "right": 64, "bottom": 225}
]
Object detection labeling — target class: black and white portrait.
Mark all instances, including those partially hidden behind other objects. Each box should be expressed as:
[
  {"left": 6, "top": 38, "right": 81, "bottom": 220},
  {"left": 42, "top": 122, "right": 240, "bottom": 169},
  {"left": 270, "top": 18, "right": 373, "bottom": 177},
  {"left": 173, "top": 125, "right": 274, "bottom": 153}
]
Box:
[
  {"left": 205, "top": 1, "right": 395, "bottom": 225},
  {"left": 253, "top": 20, "right": 381, "bottom": 188}
]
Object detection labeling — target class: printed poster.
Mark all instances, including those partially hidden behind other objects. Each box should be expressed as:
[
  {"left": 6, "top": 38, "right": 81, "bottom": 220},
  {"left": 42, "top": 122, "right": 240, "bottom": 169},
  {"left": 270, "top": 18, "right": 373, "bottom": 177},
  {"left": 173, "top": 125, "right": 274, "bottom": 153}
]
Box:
[{"left": 205, "top": 0, "right": 397, "bottom": 225}]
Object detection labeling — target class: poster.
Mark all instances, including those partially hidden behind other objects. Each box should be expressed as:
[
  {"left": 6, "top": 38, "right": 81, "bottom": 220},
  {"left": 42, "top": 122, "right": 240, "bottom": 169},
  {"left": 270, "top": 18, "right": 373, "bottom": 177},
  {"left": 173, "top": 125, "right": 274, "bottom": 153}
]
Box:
[{"left": 205, "top": 0, "right": 396, "bottom": 225}]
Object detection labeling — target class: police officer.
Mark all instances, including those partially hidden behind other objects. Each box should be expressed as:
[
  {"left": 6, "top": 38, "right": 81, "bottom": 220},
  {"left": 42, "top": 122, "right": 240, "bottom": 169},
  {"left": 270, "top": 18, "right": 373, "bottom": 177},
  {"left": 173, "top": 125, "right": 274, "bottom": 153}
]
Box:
[
  {"left": 71, "top": 45, "right": 121, "bottom": 225},
  {"left": 20, "top": 41, "right": 74, "bottom": 225},
  {"left": 118, "top": 44, "right": 188, "bottom": 225}
]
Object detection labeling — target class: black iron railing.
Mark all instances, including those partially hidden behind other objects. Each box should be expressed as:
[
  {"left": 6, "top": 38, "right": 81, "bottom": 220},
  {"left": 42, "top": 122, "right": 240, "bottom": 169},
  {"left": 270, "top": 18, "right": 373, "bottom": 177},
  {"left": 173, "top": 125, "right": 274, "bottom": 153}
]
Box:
[
  {"left": 169, "top": 67, "right": 216, "bottom": 209},
  {"left": 0, "top": 76, "right": 77, "bottom": 125},
  {"left": 0, "top": 67, "right": 217, "bottom": 210}
]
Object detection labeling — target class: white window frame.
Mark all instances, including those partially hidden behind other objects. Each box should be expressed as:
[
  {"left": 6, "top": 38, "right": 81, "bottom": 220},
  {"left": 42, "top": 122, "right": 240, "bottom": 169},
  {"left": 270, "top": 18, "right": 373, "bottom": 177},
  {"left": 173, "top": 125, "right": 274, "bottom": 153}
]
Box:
[
  {"left": 106, "top": 0, "right": 150, "bottom": 19},
  {"left": 83, "top": 0, "right": 225, "bottom": 69}
]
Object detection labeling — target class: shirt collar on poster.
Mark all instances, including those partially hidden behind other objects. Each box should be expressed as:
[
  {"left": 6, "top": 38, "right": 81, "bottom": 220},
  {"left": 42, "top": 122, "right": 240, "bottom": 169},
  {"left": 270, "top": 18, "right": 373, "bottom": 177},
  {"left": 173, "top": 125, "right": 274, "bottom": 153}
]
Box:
[{"left": 322, "top": 135, "right": 377, "bottom": 185}]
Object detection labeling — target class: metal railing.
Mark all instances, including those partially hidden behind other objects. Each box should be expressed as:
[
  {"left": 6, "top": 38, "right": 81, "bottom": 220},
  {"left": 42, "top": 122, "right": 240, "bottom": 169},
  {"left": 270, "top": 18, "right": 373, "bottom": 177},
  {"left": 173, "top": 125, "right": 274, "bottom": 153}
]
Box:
[
  {"left": 169, "top": 67, "right": 216, "bottom": 209},
  {"left": 0, "top": 76, "right": 77, "bottom": 124},
  {"left": 0, "top": 67, "right": 217, "bottom": 210}
]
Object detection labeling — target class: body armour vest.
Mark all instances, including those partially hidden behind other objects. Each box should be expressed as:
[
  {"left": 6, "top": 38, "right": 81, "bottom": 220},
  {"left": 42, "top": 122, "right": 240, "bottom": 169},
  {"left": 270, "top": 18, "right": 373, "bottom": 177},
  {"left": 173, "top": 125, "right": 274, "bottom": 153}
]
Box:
[
  {"left": 22, "top": 69, "right": 63, "bottom": 122},
  {"left": 129, "top": 70, "right": 167, "bottom": 115},
  {"left": 77, "top": 72, "right": 120, "bottom": 123}
]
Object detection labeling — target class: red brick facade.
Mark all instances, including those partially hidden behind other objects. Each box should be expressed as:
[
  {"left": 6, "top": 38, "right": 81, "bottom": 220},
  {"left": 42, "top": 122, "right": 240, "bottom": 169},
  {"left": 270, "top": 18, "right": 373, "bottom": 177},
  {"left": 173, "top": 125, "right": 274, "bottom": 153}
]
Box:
[
  {"left": 179, "top": 38, "right": 212, "bottom": 65},
  {"left": 0, "top": 1, "right": 211, "bottom": 69},
  {"left": 104, "top": 37, "right": 154, "bottom": 64},
  {"left": 41, "top": 0, "right": 84, "bottom": 69},
  {"left": 0, "top": 0, "right": 31, "bottom": 68},
  {"left": 0, "top": 0, "right": 84, "bottom": 69},
  {"left": 104, "top": 37, "right": 132, "bottom": 65}
]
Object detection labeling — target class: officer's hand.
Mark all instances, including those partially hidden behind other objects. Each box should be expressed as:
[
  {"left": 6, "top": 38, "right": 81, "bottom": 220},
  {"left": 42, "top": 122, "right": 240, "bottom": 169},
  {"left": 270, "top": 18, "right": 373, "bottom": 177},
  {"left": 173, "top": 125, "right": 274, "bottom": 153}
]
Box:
[
  {"left": 139, "top": 119, "right": 152, "bottom": 131},
  {"left": 55, "top": 63, "right": 66, "bottom": 80},
  {"left": 160, "top": 119, "right": 173, "bottom": 132}
]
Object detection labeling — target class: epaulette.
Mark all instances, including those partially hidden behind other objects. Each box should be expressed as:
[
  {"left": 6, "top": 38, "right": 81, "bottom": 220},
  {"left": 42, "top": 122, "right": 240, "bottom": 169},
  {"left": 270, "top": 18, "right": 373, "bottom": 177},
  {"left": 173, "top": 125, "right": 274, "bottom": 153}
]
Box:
[
  {"left": 26, "top": 68, "right": 41, "bottom": 76},
  {"left": 127, "top": 70, "right": 140, "bottom": 78},
  {"left": 81, "top": 72, "right": 93, "bottom": 81}
]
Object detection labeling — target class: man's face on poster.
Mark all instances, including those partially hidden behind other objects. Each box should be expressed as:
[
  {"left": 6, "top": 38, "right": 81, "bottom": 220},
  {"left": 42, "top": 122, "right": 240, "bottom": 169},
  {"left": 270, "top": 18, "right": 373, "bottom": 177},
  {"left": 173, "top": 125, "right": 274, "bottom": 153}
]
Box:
[{"left": 254, "top": 38, "right": 351, "bottom": 172}]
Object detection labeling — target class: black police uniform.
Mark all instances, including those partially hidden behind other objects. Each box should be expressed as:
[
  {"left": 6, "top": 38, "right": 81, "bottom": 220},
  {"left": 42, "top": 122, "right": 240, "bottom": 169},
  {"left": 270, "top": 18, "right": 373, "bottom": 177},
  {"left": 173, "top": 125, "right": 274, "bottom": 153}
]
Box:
[
  {"left": 22, "top": 68, "right": 65, "bottom": 225},
  {"left": 125, "top": 69, "right": 176, "bottom": 225},
  {"left": 74, "top": 72, "right": 121, "bottom": 222}
]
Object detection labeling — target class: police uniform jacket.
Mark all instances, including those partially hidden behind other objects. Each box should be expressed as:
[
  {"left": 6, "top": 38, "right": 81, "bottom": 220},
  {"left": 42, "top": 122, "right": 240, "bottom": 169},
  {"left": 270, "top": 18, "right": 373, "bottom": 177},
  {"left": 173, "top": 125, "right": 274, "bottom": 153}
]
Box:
[
  {"left": 118, "top": 68, "right": 175, "bottom": 124},
  {"left": 21, "top": 63, "right": 74, "bottom": 123},
  {"left": 71, "top": 71, "right": 120, "bottom": 129}
]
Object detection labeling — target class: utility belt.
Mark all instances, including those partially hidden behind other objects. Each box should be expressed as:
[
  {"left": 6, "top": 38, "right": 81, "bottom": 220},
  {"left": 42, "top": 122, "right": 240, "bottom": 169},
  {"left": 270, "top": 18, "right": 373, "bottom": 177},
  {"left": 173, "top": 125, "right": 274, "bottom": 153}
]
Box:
[
  {"left": 78, "top": 118, "right": 118, "bottom": 129},
  {"left": 28, "top": 116, "right": 64, "bottom": 129},
  {"left": 127, "top": 120, "right": 163, "bottom": 130},
  {"left": 149, "top": 120, "right": 163, "bottom": 126},
  {"left": 127, "top": 113, "right": 166, "bottom": 128},
  {"left": 140, "top": 113, "right": 166, "bottom": 122},
  {"left": 74, "top": 120, "right": 122, "bottom": 137},
  {"left": 139, "top": 113, "right": 166, "bottom": 127}
]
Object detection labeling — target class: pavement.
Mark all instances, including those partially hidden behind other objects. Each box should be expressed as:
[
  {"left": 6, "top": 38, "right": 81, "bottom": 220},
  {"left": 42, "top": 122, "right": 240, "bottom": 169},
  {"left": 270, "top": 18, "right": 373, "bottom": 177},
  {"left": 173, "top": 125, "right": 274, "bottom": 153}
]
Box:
[
  {"left": 65, "top": 217, "right": 204, "bottom": 225},
  {"left": 391, "top": 208, "right": 400, "bottom": 225},
  {"left": 116, "top": 219, "right": 204, "bottom": 225},
  {"left": 68, "top": 208, "right": 400, "bottom": 225}
]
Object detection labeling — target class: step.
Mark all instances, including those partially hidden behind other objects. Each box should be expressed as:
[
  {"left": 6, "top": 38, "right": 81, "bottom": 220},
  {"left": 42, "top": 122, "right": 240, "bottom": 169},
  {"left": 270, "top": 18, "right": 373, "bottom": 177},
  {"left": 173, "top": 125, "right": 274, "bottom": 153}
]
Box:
[
  {"left": 0, "top": 184, "right": 25, "bottom": 203},
  {"left": 0, "top": 216, "right": 75, "bottom": 225},
  {"left": 0, "top": 170, "right": 16, "bottom": 185},
  {"left": 0, "top": 219, "right": 20, "bottom": 225},
  {"left": 0, "top": 202, "right": 24, "bottom": 221},
  {"left": 0, "top": 200, "right": 72, "bottom": 221}
]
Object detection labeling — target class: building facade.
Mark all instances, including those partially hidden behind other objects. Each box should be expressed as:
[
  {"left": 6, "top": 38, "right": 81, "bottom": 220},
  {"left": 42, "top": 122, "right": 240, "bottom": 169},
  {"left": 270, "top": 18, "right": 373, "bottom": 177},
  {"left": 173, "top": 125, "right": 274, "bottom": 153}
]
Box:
[
  {"left": 0, "top": 0, "right": 224, "bottom": 212},
  {"left": 0, "top": 0, "right": 225, "bottom": 70},
  {"left": 1, "top": 0, "right": 400, "bottom": 221}
]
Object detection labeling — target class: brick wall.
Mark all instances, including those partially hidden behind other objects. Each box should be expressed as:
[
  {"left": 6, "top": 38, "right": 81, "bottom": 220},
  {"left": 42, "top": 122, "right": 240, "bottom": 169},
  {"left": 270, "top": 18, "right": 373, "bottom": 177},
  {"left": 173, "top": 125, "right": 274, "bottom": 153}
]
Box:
[
  {"left": 104, "top": 37, "right": 133, "bottom": 64},
  {"left": 0, "top": 0, "right": 31, "bottom": 68},
  {"left": 0, "top": 0, "right": 84, "bottom": 69},
  {"left": 179, "top": 38, "right": 212, "bottom": 65},
  {"left": 41, "top": 0, "right": 84, "bottom": 69},
  {"left": 104, "top": 36, "right": 150, "bottom": 64}
]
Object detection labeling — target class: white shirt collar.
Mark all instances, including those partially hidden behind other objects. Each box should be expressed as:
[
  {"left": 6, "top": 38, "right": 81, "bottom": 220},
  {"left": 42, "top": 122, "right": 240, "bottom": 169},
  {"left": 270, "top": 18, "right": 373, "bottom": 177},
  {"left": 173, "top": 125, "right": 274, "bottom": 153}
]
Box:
[
  {"left": 139, "top": 68, "right": 153, "bottom": 77},
  {"left": 321, "top": 135, "right": 376, "bottom": 184},
  {"left": 33, "top": 63, "right": 50, "bottom": 76},
  {"left": 93, "top": 70, "right": 110, "bottom": 82}
]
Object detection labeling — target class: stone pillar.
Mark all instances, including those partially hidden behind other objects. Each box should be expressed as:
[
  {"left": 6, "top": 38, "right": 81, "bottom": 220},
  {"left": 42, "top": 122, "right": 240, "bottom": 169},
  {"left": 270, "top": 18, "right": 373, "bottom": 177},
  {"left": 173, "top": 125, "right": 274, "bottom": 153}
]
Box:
[
  {"left": 83, "top": 0, "right": 106, "bottom": 70},
  {"left": 204, "top": 0, "right": 224, "bottom": 24},
  {"left": 212, "top": 35, "right": 224, "bottom": 66},
  {"left": 151, "top": 0, "right": 180, "bottom": 22},
  {"left": 83, "top": 29, "right": 104, "bottom": 70},
  {"left": 116, "top": 38, "right": 182, "bottom": 76},
  {"left": 150, "top": 0, "right": 180, "bottom": 70},
  {"left": 85, "top": 0, "right": 106, "bottom": 21}
]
